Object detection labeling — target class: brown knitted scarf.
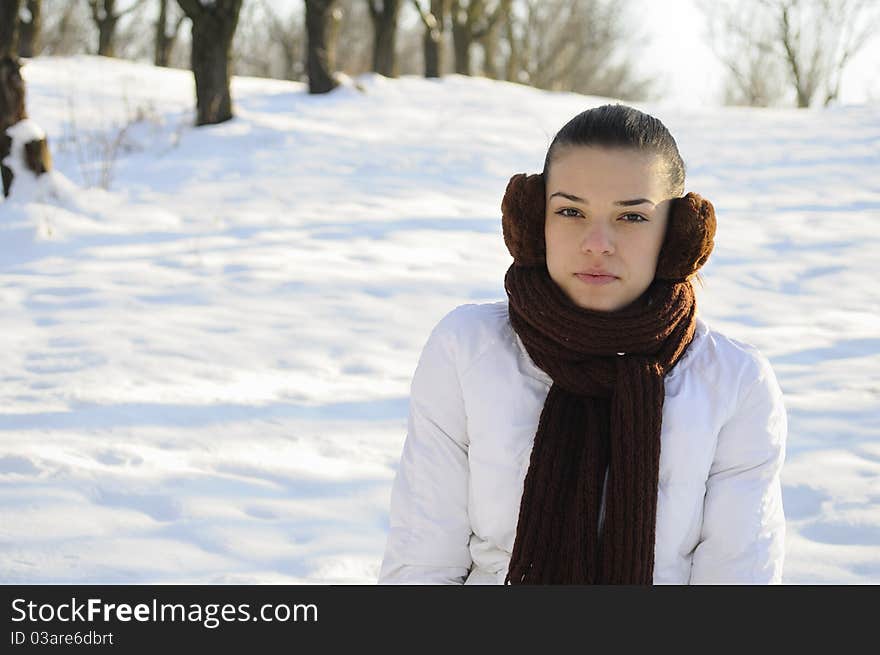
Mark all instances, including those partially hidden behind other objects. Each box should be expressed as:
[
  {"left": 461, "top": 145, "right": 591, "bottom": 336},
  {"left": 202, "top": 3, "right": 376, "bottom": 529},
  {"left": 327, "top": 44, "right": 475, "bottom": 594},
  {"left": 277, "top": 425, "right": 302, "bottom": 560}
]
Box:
[{"left": 500, "top": 172, "right": 716, "bottom": 584}]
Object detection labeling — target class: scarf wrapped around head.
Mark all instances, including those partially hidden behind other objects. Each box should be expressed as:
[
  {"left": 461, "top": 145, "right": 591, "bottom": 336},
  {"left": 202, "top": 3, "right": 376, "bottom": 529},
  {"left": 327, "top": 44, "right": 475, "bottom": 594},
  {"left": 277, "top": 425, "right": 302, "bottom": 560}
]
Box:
[{"left": 501, "top": 172, "right": 716, "bottom": 584}]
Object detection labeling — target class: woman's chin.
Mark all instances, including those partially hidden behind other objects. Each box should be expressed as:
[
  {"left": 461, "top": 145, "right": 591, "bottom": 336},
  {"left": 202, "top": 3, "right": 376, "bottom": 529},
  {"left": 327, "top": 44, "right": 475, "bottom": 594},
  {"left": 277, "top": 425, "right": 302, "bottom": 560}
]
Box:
[{"left": 567, "top": 292, "right": 624, "bottom": 313}]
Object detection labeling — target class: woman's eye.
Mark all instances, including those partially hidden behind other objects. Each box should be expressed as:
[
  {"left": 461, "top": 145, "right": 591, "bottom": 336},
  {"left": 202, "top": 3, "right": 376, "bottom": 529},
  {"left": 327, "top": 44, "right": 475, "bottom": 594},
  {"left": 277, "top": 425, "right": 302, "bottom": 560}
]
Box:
[{"left": 554, "top": 209, "right": 647, "bottom": 222}]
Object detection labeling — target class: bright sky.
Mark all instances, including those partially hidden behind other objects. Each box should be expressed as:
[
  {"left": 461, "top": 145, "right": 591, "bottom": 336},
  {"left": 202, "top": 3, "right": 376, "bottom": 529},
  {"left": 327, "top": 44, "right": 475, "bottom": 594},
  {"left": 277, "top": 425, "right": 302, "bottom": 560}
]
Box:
[
  {"left": 630, "top": 0, "right": 880, "bottom": 106},
  {"left": 627, "top": 0, "right": 724, "bottom": 106}
]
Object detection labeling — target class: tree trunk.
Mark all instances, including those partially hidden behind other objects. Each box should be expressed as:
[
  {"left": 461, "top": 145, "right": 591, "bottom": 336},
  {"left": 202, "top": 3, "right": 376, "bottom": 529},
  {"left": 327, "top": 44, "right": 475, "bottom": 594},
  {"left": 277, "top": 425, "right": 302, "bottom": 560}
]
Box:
[
  {"left": 92, "top": 0, "right": 153, "bottom": 59},
  {"left": 368, "top": 0, "right": 400, "bottom": 77},
  {"left": 155, "top": 0, "right": 171, "bottom": 67},
  {"left": 17, "top": 0, "right": 41, "bottom": 58},
  {"left": 503, "top": 4, "right": 517, "bottom": 82},
  {"left": 305, "top": 0, "right": 339, "bottom": 94},
  {"left": 451, "top": 12, "right": 472, "bottom": 76},
  {"left": 480, "top": 0, "right": 509, "bottom": 79},
  {"left": 417, "top": 0, "right": 445, "bottom": 78},
  {"left": 97, "top": 17, "right": 117, "bottom": 56},
  {"left": 479, "top": 20, "right": 498, "bottom": 78},
  {"left": 90, "top": 0, "right": 120, "bottom": 57},
  {"left": 178, "top": 0, "right": 242, "bottom": 125},
  {"left": 423, "top": 29, "right": 440, "bottom": 78},
  {"left": 280, "top": 44, "right": 297, "bottom": 81},
  {"left": 190, "top": 13, "right": 236, "bottom": 124},
  {"left": 154, "top": 0, "right": 182, "bottom": 67},
  {"left": 0, "top": 0, "right": 21, "bottom": 58}
]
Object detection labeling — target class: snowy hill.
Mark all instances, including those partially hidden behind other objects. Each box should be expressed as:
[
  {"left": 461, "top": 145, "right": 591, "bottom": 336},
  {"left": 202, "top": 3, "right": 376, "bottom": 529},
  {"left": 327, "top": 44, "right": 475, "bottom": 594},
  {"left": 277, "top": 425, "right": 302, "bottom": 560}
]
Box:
[{"left": 1, "top": 55, "right": 878, "bottom": 583}]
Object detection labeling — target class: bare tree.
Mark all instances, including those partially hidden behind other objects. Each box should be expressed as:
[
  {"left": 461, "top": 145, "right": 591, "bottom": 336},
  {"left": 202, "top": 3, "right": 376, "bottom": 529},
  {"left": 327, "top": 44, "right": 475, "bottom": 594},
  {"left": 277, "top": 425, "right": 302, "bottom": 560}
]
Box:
[
  {"left": 700, "top": 0, "right": 880, "bottom": 107},
  {"left": 501, "top": 0, "right": 520, "bottom": 82},
  {"left": 231, "top": 1, "right": 303, "bottom": 81},
  {"left": 177, "top": 0, "right": 243, "bottom": 125},
  {"left": 41, "top": 0, "right": 93, "bottom": 56},
  {"left": 17, "top": 0, "right": 41, "bottom": 57},
  {"left": 0, "top": 0, "right": 21, "bottom": 58},
  {"left": 395, "top": 15, "right": 423, "bottom": 76},
  {"left": 411, "top": 0, "right": 446, "bottom": 78},
  {"left": 501, "top": 0, "right": 654, "bottom": 100},
  {"left": 700, "top": 0, "right": 799, "bottom": 106},
  {"left": 333, "top": 0, "right": 370, "bottom": 76},
  {"left": 262, "top": 0, "right": 304, "bottom": 81},
  {"left": 88, "top": 0, "right": 147, "bottom": 57},
  {"left": 305, "top": 0, "right": 340, "bottom": 93},
  {"left": 367, "top": 0, "right": 401, "bottom": 77},
  {"left": 720, "top": 54, "right": 788, "bottom": 106},
  {"left": 233, "top": 0, "right": 274, "bottom": 77},
  {"left": 778, "top": 0, "right": 878, "bottom": 106},
  {"left": 450, "top": 0, "right": 504, "bottom": 75},
  {"left": 476, "top": 0, "right": 509, "bottom": 79},
  {"left": 155, "top": 0, "right": 186, "bottom": 67},
  {"left": 115, "top": 1, "right": 155, "bottom": 60}
]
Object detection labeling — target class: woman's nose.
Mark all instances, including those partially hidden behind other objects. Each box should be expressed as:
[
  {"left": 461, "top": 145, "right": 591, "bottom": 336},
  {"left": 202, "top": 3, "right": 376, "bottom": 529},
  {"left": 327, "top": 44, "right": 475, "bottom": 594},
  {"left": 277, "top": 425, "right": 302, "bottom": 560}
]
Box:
[{"left": 579, "top": 222, "right": 614, "bottom": 255}]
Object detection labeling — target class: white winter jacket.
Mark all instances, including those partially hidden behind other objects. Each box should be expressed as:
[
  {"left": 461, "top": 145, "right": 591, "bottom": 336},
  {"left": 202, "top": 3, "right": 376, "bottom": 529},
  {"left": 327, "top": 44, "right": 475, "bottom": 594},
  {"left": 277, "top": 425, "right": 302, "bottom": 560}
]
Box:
[{"left": 378, "top": 301, "right": 787, "bottom": 584}]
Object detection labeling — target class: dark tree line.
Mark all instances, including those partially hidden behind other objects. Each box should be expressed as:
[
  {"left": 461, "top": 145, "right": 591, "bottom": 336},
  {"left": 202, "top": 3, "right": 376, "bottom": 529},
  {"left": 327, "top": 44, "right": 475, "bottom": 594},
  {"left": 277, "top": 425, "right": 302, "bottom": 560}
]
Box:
[
  {"left": 4, "top": 0, "right": 872, "bottom": 131},
  {"left": 0, "top": 0, "right": 241, "bottom": 125},
  {"left": 298, "top": 0, "right": 655, "bottom": 98},
  {"left": 0, "top": 1, "right": 655, "bottom": 125}
]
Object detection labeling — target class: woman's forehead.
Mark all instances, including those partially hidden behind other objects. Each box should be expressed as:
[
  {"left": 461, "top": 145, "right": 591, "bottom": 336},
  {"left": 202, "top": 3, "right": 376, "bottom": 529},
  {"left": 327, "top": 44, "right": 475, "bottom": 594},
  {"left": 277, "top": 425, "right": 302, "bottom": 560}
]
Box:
[
  {"left": 551, "top": 144, "right": 664, "bottom": 171},
  {"left": 548, "top": 147, "right": 667, "bottom": 198}
]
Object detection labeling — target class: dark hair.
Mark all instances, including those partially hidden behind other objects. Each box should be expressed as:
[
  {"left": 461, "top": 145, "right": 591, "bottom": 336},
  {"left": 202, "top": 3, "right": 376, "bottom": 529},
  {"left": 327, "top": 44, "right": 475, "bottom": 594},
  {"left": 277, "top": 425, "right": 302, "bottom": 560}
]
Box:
[{"left": 541, "top": 104, "right": 686, "bottom": 197}]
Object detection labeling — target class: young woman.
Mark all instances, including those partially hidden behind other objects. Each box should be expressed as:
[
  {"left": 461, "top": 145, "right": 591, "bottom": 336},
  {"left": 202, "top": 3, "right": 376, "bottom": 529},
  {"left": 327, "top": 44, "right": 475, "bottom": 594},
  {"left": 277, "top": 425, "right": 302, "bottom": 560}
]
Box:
[{"left": 378, "top": 104, "right": 787, "bottom": 585}]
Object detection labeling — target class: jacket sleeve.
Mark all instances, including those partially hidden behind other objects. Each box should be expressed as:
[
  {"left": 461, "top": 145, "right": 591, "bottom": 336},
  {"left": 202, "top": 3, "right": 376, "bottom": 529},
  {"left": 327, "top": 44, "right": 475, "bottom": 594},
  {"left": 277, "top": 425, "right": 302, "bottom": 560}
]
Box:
[
  {"left": 377, "top": 312, "right": 474, "bottom": 584},
  {"left": 689, "top": 354, "right": 788, "bottom": 584}
]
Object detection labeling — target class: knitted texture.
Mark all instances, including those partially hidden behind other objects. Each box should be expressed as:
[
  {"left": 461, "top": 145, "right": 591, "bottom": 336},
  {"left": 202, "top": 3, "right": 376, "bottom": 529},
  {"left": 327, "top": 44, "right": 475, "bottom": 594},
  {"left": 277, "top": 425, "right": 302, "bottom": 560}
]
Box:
[{"left": 500, "top": 172, "right": 716, "bottom": 584}]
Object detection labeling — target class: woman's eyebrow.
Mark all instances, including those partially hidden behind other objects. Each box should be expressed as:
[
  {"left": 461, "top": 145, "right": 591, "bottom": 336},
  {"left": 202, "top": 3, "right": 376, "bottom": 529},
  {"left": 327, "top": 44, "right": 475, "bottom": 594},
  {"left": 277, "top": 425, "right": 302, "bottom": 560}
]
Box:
[{"left": 549, "top": 191, "right": 655, "bottom": 207}]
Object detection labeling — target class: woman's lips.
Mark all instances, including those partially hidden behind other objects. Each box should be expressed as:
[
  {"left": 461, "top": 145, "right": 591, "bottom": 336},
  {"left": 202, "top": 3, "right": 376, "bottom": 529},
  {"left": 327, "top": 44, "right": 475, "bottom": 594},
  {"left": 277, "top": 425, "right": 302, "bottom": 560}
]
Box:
[{"left": 575, "top": 273, "right": 618, "bottom": 285}]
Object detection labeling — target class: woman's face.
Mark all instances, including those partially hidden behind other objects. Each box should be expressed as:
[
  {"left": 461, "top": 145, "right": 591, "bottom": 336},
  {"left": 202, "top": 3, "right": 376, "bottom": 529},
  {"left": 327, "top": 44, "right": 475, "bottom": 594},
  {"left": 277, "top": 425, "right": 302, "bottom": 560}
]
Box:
[{"left": 544, "top": 145, "right": 673, "bottom": 312}]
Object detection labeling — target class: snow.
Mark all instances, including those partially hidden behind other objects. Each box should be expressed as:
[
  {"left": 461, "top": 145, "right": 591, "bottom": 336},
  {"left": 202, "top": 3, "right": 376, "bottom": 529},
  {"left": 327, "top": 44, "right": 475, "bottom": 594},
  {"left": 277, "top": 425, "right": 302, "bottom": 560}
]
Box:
[
  {"left": 5, "top": 118, "right": 46, "bottom": 144},
  {"left": 1, "top": 55, "right": 879, "bottom": 584},
  {"left": 2, "top": 118, "right": 50, "bottom": 204}
]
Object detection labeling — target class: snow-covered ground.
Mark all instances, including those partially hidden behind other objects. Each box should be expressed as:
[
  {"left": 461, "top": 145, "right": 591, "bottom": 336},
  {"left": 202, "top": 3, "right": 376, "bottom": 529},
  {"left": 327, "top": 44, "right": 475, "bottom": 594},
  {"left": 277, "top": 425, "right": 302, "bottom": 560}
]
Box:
[{"left": 1, "top": 56, "right": 878, "bottom": 583}]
